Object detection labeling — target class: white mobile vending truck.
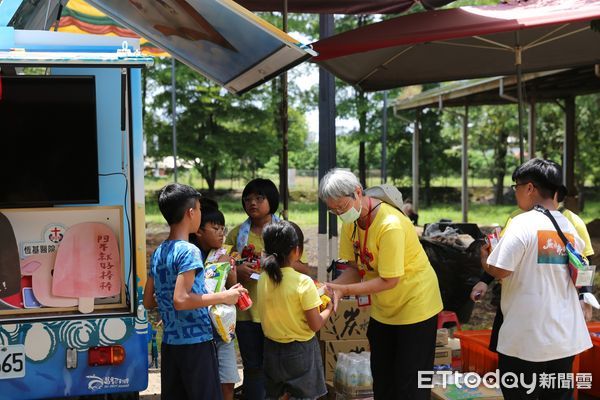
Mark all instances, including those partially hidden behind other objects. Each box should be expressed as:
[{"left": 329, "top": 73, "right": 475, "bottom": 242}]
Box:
[{"left": 0, "top": 28, "right": 153, "bottom": 399}]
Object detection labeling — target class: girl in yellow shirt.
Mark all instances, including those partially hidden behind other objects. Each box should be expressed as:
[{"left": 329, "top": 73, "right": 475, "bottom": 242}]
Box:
[{"left": 257, "top": 221, "right": 333, "bottom": 400}]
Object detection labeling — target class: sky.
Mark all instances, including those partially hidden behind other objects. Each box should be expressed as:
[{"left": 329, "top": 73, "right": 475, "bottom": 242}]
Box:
[{"left": 290, "top": 33, "right": 359, "bottom": 142}]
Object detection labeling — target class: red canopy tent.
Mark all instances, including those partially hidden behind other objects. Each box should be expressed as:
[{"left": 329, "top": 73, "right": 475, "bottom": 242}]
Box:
[
  {"left": 312, "top": 0, "right": 600, "bottom": 91},
  {"left": 312, "top": 0, "right": 600, "bottom": 217}
]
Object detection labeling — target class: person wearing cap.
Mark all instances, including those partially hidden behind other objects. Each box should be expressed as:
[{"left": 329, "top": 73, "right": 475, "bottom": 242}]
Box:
[
  {"left": 319, "top": 168, "right": 443, "bottom": 400},
  {"left": 480, "top": 159, "right": 592, "bottom": 399}
]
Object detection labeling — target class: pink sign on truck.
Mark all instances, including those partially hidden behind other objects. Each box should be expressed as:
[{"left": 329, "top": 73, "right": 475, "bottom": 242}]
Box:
[{"left": 52, "top": 222, "right": 121, "bottom": 313}]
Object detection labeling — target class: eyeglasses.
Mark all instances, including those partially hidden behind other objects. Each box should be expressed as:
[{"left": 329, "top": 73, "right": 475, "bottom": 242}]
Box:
[
  {"left": 199, "top": 225, "right": 228, "bottom": 235},
  {"left": 243, "top": 195, "right": 266, "bottom": 205},
  {"left": 327, "top": 194, "right": 355, "bottom": 215}
]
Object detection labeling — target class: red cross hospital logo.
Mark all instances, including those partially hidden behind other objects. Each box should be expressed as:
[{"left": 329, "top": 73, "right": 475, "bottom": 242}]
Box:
[{"left": 48, "top": 226, "right": 64, "bottom": 243}]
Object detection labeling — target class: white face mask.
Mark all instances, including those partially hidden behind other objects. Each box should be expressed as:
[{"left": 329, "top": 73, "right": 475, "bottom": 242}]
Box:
[{"left": 338, "top": 199, "right": 362, "bottom": 223}]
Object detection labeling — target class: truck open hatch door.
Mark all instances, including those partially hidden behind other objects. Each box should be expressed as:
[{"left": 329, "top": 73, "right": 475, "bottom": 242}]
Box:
[{"left": 85, "top": 0, "right": 315, "bottom": 94}]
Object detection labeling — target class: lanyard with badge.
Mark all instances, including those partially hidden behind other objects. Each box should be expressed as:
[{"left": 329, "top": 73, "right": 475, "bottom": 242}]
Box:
[{"left": 351, "top": 197, "right": 380, "bottom": 307}]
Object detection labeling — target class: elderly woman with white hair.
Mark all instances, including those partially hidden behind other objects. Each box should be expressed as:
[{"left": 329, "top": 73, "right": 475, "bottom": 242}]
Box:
[{"left": 320, "top": 168, "right": 443, "bottom": 400}]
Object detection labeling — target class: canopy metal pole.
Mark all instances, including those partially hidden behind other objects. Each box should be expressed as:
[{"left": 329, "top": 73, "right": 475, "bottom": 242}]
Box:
[
  {"left": 515, "top": 34, "right": 525, "bottom": 164},
  {"left": 564, "top": 96, "right": 576, "bottom": 210},
  {"left": 318, "top": 14, "right": 336, "bottom": 282},
  {"left": 381, "top": 91, "right": 388, "bottom": 184},
  {"left": 462, "top": 105, "right": 469, "bottom": 223},
  {"left": 412, "top": 109, "right": 420, "bottom": 212},
  {"left": 171, "top": 58, "right": 178, "bottom": 182},
  {"left": 280, "top": 0, "right": 289, "bottom": 219}
]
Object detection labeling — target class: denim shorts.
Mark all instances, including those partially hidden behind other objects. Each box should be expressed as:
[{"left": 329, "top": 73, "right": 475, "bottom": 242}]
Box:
[
  {"left": 263, "top": 335, "right": 327, "bottom": 400},
  {"left": 215, "top": 337, "right": 241, "bottom": 384}
]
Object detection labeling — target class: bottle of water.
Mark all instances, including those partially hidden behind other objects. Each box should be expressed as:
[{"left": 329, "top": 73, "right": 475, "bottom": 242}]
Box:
[
  {"left": 335, "top": 353, "right": 348, "bottom": 386},
  {"left": 346, "top": 355, "right": 360, "bottom": 387},
  {"left": 357, "top": 352, "right": 373, "bottom": 386}
]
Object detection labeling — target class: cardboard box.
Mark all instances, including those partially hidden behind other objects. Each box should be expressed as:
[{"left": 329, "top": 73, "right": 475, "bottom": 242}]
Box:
[
  {"left": 321, "top": 339, "right": 370, "bottom": 382},
  {"left": 448, "top": 337, "right": 461, "bottom": 359},
  {"left": 436, "top": 328, "right": 449, "bottom": 346},
  {"left": 432, "top": 384, "right": 503, "bottom": 400},
  {"left": 319, "top": 299, "right": 370, "bottom": 341},
  {"left": 434, "top": 345, "right": 452, "bottom": 366}
]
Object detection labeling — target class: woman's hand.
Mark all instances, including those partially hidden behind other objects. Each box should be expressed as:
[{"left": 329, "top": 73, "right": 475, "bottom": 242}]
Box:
[{"left": 325, "top": 282, "right": 346, "bottom": 313}]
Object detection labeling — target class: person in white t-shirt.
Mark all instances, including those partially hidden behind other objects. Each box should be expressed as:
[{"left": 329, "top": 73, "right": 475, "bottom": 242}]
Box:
[{"left": 481, "top": 158, "right": 592, "bottom": 400}]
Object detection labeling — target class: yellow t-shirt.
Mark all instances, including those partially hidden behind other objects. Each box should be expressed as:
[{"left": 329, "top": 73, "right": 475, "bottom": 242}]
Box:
[
  {"left": 562, "top": 209, "right": 594, "bottom": 257},
  {"left": 257, "top": 267, "right": 322, "bottom": 343},
  {"left": 226, "top": 223, "right": 309, "bottom": 323},
  {"left": 226, "top": 225, "right": 263, "bottom": 323},
  {"left": 339, "top": 203, "right": 443, "bottom": 325},
  {"left": 501, "top": 208, "right": 594, "bottom": 257}
]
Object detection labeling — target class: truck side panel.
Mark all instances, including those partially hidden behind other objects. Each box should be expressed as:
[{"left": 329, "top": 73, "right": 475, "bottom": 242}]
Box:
[{"left": 0, "top": 67, "right": 148, "bottom": 399}]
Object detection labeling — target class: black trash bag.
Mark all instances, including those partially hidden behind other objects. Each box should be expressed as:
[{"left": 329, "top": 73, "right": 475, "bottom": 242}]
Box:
[{"left": 420, "top": 223, "right": 485, "bottom": 323}]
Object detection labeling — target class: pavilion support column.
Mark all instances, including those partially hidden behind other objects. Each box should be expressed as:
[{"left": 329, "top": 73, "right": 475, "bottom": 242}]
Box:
[
  {"left": 318, "top": 14, "right": 336, "bottom": 282},
  {"left": 412, "top": 109, "right": 420, "bottom": 213},
  {"left": 563, "top": 96, "right": 577, "bottom": 211},
  {"left": 461, "top": 105, "right": 469, "bottom": 223},
  {"left": 528, "top": 100, "right": 536, "bottom": 159}
]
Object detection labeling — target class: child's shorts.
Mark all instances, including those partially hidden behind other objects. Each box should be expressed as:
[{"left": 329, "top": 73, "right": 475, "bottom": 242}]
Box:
[
  {"left": 161, "top": 340, "right": 222, "bottom": 400},
  {"left": 263, "top": 335, "right": 327, "bottom": 400},
  {"left": 215, "top": 336, "right": 241, "bottom": 384}
]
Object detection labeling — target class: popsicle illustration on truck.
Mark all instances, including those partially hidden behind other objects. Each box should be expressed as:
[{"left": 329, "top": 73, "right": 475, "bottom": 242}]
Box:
[{"left": 52, "top": 222, "right": 122, "bottom": 313}]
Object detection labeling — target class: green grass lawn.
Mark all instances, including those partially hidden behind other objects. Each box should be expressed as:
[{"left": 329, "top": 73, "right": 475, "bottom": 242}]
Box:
[
  {"left": 145, "top": 192, "right": 600, "bottom": 229},
  {"left": 145, "top": 173, "right": 599, "bottom": 228},
  {"left": 144, "top": 170, "right": 523, "bottom": 193}
]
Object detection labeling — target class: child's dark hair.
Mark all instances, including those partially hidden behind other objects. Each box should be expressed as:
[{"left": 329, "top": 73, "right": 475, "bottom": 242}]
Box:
[
  {"left": 189, "top": 198, "right": 225, "bottom": 245},
  {"left": 158, "top": 183, "right": 201, "bottom": 225},
  {"left": 287, "top": 221, "right": 304, "bottom": 255},
  {"left": 242, "top": 178, "right": 279, "bottom": 215},
  {"left": 262, "top": 221, "right": 299, "bottom": 285},
  {"left": 199, "top": 198, "right": 225, "bottom": 228},
  {"left": 512, "top": 158, "right": 563, "bottom": 199}
]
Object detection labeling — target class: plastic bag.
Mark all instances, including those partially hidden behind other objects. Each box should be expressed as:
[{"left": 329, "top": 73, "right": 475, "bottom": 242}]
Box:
[{"left": 210, "top": 303, "right": 236, "bottom": 343}]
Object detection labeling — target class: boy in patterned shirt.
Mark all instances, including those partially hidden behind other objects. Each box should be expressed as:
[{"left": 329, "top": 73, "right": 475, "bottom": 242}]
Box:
[{"left": 143, "top": 183, "right": 246, "bottom": 400}]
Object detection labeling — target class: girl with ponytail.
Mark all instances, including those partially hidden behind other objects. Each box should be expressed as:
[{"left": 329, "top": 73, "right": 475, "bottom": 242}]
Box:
[{"left": 257, "top": 221, "right": 332, "bottom": 400}]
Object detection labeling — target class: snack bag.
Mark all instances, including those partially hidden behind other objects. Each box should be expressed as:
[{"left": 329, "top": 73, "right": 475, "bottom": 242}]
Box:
[
  {"left": 314, "top": 280, "right": 331, "bottom": 312},
  {"left": 205, "top": 262, "right": 231, "bottom": 294},
  {"left": 205, "top": 261, "right": 237, "bottom": 342},
  {"left": 210, "top": 303, "right": 236, "bottom": 343}
]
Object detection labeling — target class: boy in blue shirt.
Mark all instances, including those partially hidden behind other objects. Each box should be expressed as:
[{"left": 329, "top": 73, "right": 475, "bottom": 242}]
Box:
[{"left": 143, "top": 183, "right": 246, "bottom": 400}]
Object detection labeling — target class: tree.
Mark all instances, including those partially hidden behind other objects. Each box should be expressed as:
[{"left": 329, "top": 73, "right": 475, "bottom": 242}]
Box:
[
  {"left": 449, "top": 104, "right": 519, "bottom": 204},
  {"left": 144, "top": 59, "right": 304, "bottom": 194}
]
